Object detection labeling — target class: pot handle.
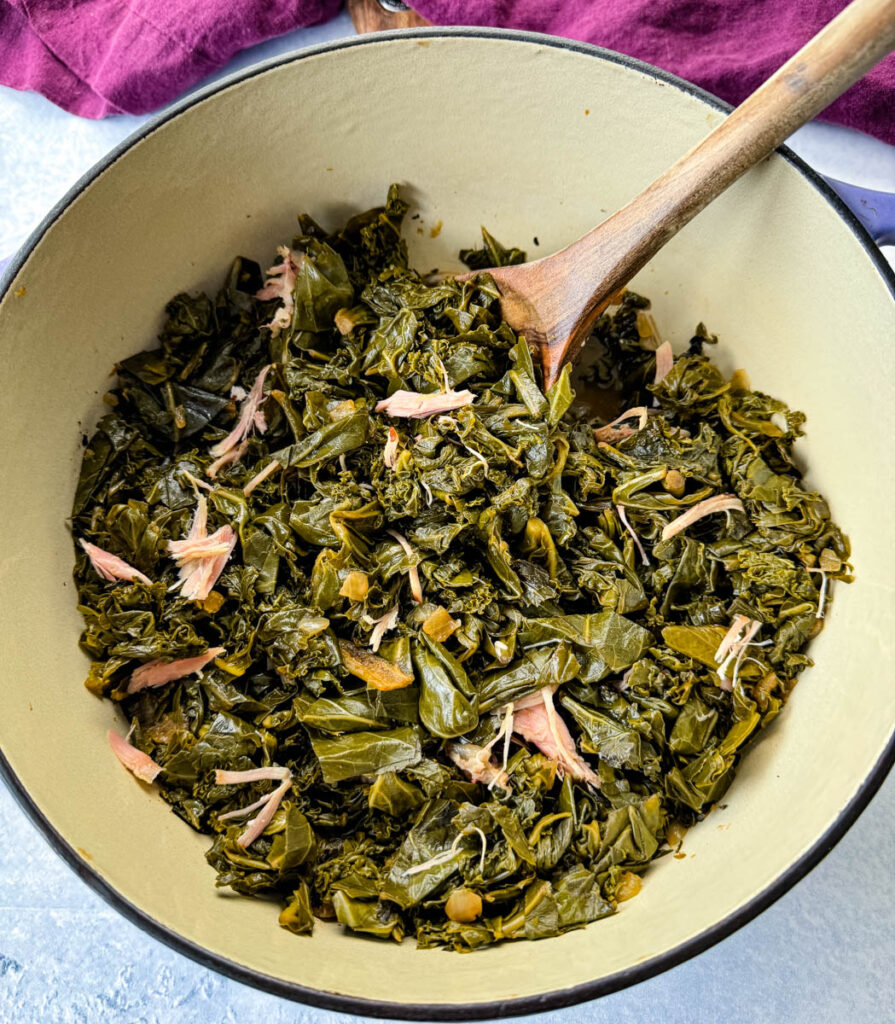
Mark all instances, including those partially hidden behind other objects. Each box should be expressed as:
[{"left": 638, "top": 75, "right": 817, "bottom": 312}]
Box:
[{"left": 823, "top": 176, "right": 895, "bottom": 246}]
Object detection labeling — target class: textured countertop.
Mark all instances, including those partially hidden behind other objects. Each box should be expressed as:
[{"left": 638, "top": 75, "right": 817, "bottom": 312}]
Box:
[{"left": 1, "top": 13, "right": 894, "bottom": 1024}]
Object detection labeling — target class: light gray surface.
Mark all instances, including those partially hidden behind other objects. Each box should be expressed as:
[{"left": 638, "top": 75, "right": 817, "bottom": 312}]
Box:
[
  {"left": 1, "top": 774, "right": 893, "bottom": 1024},
  {"left": 1, "top": 16, "right": 894, "bottom": 1024}
]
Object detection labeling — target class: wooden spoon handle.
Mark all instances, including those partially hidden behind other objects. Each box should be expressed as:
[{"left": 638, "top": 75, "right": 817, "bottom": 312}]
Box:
[
  {"left": 559, "top": 0, "right": 895, "bottom": 301},
  {"left": 347, "top": 0, "right": 430, "bottom": 32}
]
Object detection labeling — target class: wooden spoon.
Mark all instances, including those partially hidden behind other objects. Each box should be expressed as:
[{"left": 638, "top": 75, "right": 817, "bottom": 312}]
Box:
[
  {"left": 347, "top": 0, "right": 430, "bottom": 33},
  {"left": 467, "top": 0, "right": 895, "bottom": 389}
]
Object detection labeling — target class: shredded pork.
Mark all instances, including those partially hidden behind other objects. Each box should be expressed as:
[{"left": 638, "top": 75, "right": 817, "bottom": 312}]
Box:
[
  {"left": 209, "top": 365, "right": 270, "bottom": 459},
  {"left": 369, "top": 605, "right": 400, "bottom": 652},
  {"left": 108, "top": 730, "right": 162, "bottom": 783},
  {"left": 256, "top": 246, "right": 300, "bottom": 336},
  {"left": 375, "top": 389, "right": 474, "bottom": 419},
  {"left": 128, "top": 647, "right": 225, "bottom": 694},
  {"left": 214, "top": 766, "right": 293, "bottom": 848},
  {"left": 594, "top": 407, "right": 649, "bottom": 443},
  {"left": 386, "top": 529, "right": 423, "bottom": 603},
  {"left": 661, "top": 494, "right": 745, "bottom": 541},
  {"left": 445, "top": 740, "right": 510, "bottom": 790},
  {"left": 653, "top": 341, "right": 674, "bottom": 384},
  {"left": 79, "top": 540, "right": 152, "bottom": 586},
  {"left": 207, "top": 439, "right": 249, "bottom": 480},
  {"left": 513, "top": 690, "right": 600, "bottom": 788},
  {"left": 168, "top": 495, "right": 237, "bottom": 601}
]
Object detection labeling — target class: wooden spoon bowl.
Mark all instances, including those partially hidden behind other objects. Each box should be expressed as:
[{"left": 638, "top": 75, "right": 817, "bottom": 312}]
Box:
[{"left": 469, "top": 0, "right": 895, "bottom": 388}]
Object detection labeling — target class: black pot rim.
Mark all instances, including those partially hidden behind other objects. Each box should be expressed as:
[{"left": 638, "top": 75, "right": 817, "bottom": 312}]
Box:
[{"left": 1, "top": 25, "right": 893, "bottom": 1022}]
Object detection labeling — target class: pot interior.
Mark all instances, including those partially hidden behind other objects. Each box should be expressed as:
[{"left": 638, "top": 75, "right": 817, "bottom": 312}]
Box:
[{"left": 0, "top": 31, "right": 893, "bottom": 1015}]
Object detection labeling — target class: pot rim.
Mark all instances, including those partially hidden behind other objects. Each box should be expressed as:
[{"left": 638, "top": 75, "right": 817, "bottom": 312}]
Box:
[{"left": 1, "top": 26, "right": 893, "bottom": 1021}]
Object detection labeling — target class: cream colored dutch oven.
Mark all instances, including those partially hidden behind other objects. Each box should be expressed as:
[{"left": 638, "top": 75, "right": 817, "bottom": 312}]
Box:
[{"left": 0, "top": 29, "right": 893, "bottom": 1020}]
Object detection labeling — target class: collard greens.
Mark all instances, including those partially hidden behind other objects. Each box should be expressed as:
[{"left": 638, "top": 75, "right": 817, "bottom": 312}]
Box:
[{"left": 72, "top": 186, "right": 850, "bottom": 951}]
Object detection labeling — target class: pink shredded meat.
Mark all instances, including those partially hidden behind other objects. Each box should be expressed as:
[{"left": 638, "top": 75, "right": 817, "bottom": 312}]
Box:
[
  {"left": 256, "top": 246, "right": 300, "bottom": 335},
  {"left": 593, "top": 407, "right": 648, "bottom": 443},
  {"left": 208, "top": 365, "right": 270, "bottom": 459},
  {"left": 168, "top": 496, "right": 237, "bottom": 600},
  {"left": 369, "top": 605, "right": 399, "bottom": 652},
  {"left": 79, "top": 540, "right": 152, "bottom": 586},
  {"left": 713, "top": 614, "right": 751, "bottom": 664},
  {"left": 237, "top": 780, "right": 292, "bottom": 848},
  {"left": 243, "top": 459, "right": 281, "bottom": 496},
  {"left": 375, "top": 389, "right": 474, "bottom": 419},
  {"left": 214, "top": 767, "right": 293, "bottom": 848},
  {"left": 108, "top": 730, "right": 162, "bottom": 783},
  {"left": 513, "top": 691, "right": 600, "bottom": 787},
  {"left": 654, "top": 341, "right": 674, "bottom": 385},
  {"left": 661, "top": 494, "right": 745, "bottom": 541},
  {"left": 207, "top": 438, "right": 249, "bottom": 480},
  {"left": 445, "top": 740, "right": 510, "bottom": 789},
  {"left": 128, "top": 647, "right": 225, "bottom": 694}
]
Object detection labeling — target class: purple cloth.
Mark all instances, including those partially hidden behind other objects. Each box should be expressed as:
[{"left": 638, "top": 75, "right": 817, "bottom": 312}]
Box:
[
  {"left": 0, "top": 0, "right": 338, "bottom": 116},
  {"left": 0, "top": 0, "right": 893, "bottom": 147},
  {"left": 413, "top": 0, "right": 895, "bottom": 146}
]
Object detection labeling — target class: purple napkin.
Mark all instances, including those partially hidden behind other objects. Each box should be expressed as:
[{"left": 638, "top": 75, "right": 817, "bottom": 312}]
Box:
[
  {"left": 413, "top": 0, "right": 895, "bottom": 146},
  {"left": 0, "top": 0, "right": 338, "bottom": 116},
  {"left": 1, "top": 0, "right": 894, "bottom": 147}
]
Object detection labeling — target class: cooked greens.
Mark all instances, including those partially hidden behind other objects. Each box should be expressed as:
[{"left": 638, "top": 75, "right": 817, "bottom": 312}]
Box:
[{"left": 72, "top": 186, "right": 850, "bottom": 950}]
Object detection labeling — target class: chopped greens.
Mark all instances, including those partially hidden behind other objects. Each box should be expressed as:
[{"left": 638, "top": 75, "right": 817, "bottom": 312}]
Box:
[{"left": 72, "top": 186, "right": 850, "bottom": 950}]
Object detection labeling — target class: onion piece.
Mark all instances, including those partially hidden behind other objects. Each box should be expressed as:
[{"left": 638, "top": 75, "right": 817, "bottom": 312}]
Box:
[
  {"left": 383, "top": 426, "right": 400, "bottom": 468},
  {"left": 616, "top": 504, "right": 650, "bottom": 566}
]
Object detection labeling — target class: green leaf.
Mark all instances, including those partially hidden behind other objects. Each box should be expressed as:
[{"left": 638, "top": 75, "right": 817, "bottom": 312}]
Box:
[
  {"left": 310, "top": 727, "right": 423, "bottom": 783},
  {"left": 661, "top": 624, "right": 727, "bottom": 669},
  {"left": 413, "top": 639, "right": 479, "bottom": 739},
  {"left": 479, "top": 643, "right": 581, "bottom": 712},
  {"left": 279, "top": 882, "right": 315, "bottom": 935},
  {"left": 72, "top": 186, "right": 850, "bottom": 952},
  {"left": 289, "top": 240, "right": 354, "bottom": 332},
  {"left": 368, "top": 771, "right": 426, "bottom": 816},
  {"left": 267, "top": 808, "right": 316, "bottom": 874},
  {"left": 298, "top": 689, "right": 390, "bottom": 733},
  {"left": 274, "top": 410, "right": 369, "bottom": 469},
  {"left": 332, "top": 892, "right": 404, "bottom": 940},
  {"left": 519, "top": 611, "right": 654, "bottom": 683}
]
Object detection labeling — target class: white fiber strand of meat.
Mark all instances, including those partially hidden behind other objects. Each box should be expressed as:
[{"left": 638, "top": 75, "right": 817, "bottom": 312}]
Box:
[
  {"left": 661, "top": 494, "right": 745, "bottom": 541},
  {"left": 387, "top": 529, "right": 423, "bottom": 603},
  {"left": 806, "top": 567, "right": 829, "bottom": 618},
  {"left": 616, "top": 504, "right": 650, "bottom": 566}
]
